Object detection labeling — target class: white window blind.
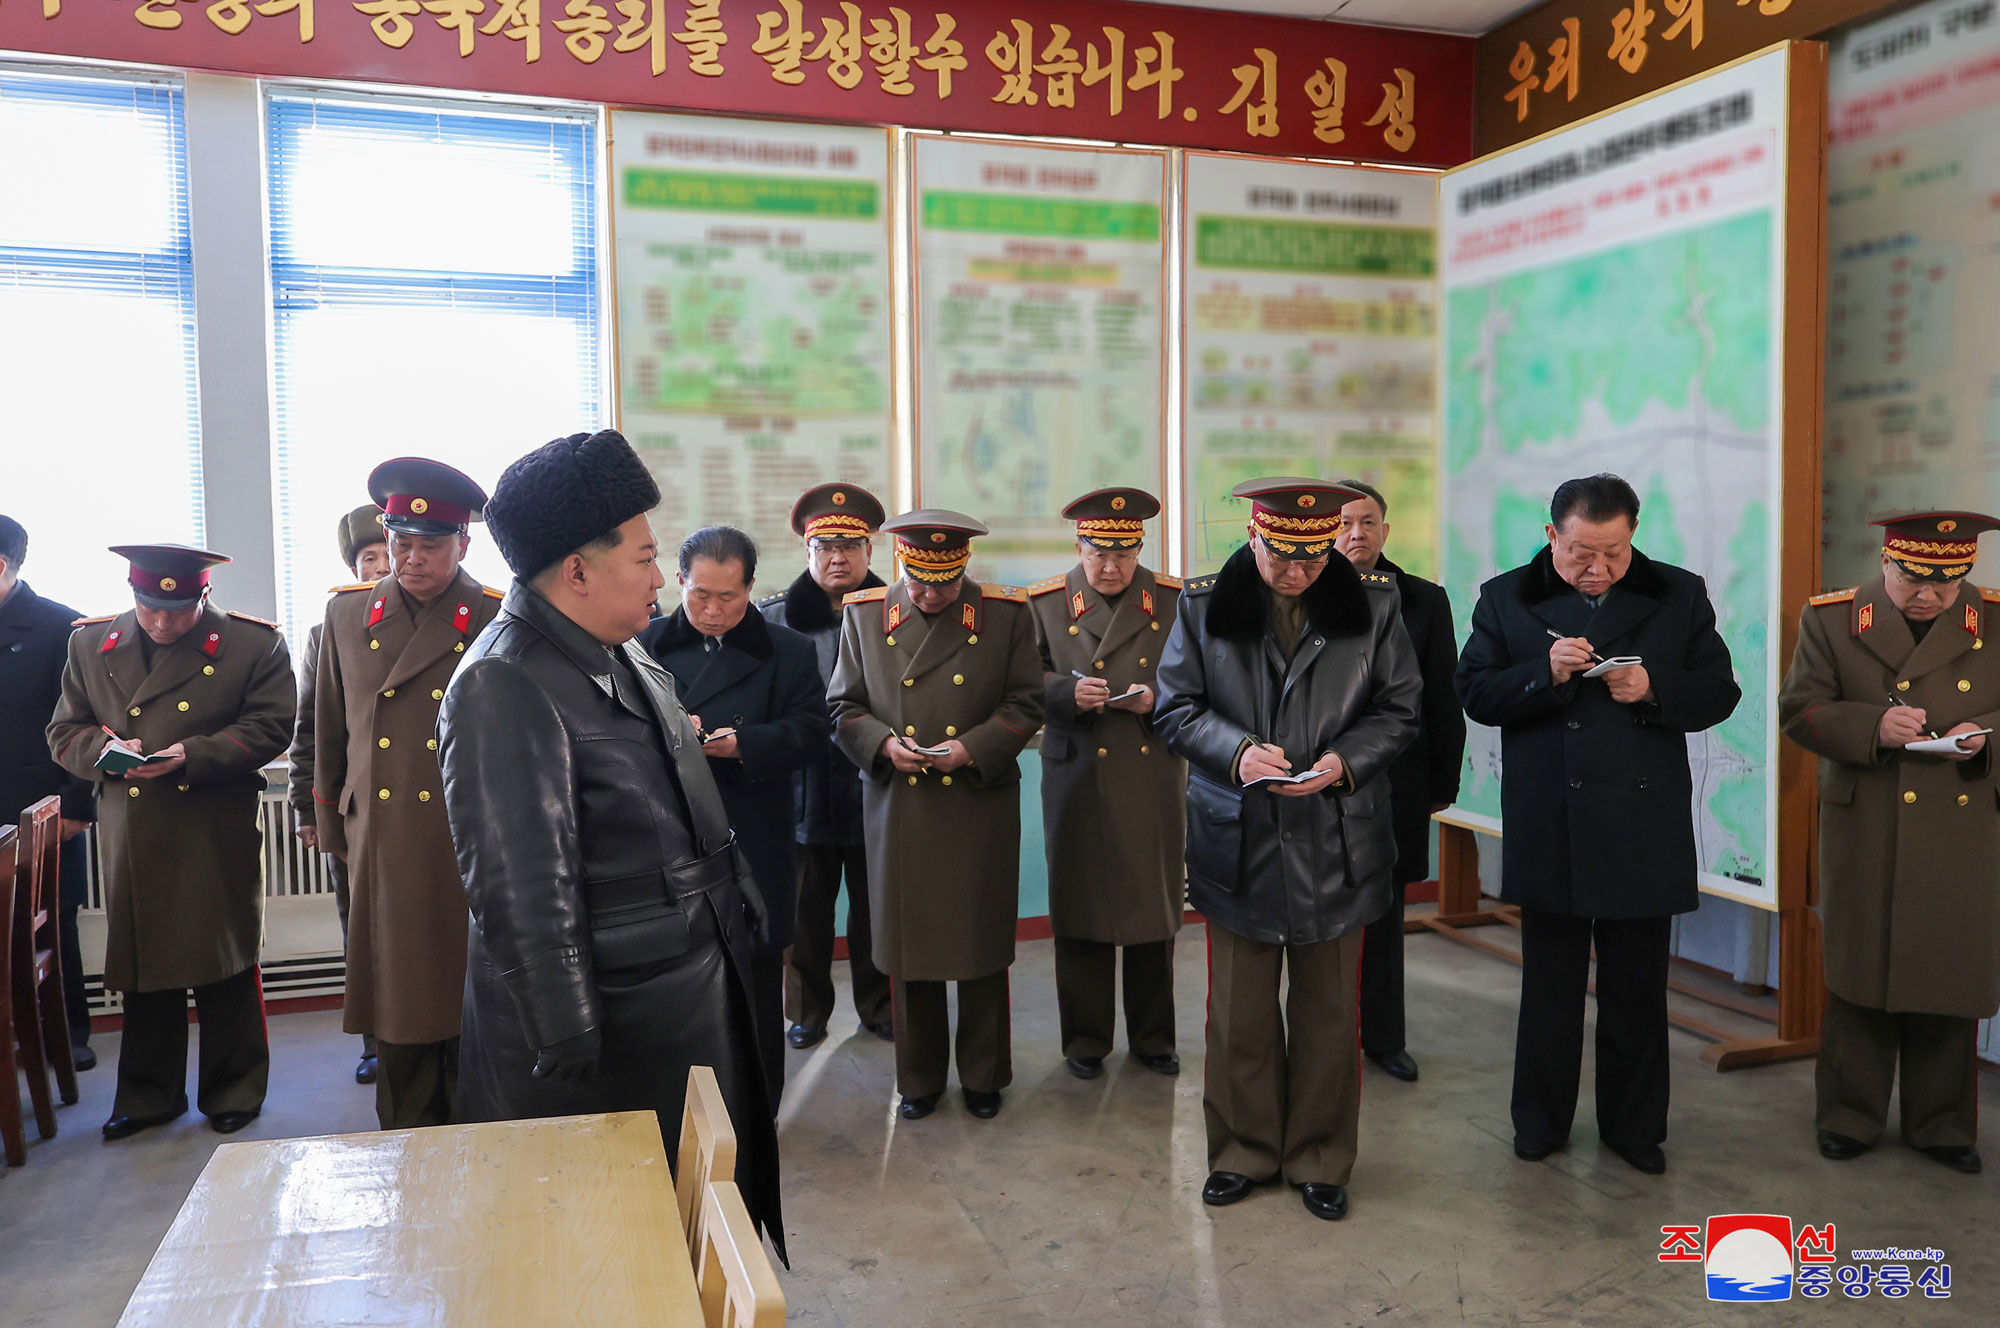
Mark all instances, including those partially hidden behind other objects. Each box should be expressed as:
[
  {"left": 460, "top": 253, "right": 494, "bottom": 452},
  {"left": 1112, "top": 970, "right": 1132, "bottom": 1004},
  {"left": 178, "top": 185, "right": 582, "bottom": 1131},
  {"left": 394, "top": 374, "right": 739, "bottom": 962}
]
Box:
[
  {"left": 0, "top": 69, "right": 201, "bottom": 616},
  {"left": 265, "top": 91, "right": 603, "bottom": 640}
]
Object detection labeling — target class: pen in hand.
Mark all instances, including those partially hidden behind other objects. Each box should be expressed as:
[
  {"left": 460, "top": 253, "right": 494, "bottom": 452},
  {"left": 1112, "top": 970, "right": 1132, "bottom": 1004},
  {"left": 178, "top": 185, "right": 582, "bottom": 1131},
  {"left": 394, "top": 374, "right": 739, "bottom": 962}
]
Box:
[
  {"left": 1887, "top": 692, "right": 1940, "bottom": 741},
  {"left": 1545, "top": 627, "right": 1605, "bottom": 663}
]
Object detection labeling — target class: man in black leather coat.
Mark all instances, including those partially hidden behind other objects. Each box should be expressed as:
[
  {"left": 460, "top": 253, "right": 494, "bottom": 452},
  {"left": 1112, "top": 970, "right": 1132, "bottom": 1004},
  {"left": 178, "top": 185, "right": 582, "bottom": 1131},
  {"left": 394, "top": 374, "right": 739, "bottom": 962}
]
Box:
[
  {"left": 1154, "top": 478, "right": 1420, "bottom": 1224},
  {"left": 438, "top": 430, "right": 782, "bottom": 1259}
]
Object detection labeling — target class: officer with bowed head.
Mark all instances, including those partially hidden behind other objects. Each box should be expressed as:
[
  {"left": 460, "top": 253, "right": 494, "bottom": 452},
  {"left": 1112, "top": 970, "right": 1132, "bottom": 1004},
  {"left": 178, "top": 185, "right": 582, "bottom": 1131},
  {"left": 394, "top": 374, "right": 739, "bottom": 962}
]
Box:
[
  {"left": 1027, "top": 487, "right": 1187, "bottom": 1081},
  {"left": 828, "top": 508, "right": 1044, "bottom": 1121},
  {"left": 1154, "top": 477, "right": 1421, "bottom": 1222},
  {"left": 1780, "top": 509, "right": 2000, "bottom": 1175},
  {"left": 47, "top": 543, "right": 296, "bottom": 1139}
]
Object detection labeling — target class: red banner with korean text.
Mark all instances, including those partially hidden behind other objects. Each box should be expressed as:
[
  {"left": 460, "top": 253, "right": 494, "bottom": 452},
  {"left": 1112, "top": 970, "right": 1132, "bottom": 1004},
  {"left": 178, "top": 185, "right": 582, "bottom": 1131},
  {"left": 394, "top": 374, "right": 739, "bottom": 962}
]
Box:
[{"left": 0, "top": 0, "right": 1474, "bottom": 167}]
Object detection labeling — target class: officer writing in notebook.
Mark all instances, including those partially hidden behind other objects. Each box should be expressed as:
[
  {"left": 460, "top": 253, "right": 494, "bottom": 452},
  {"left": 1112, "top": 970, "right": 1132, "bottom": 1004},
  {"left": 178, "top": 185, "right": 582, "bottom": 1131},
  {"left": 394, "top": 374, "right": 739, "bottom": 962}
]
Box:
[
  {"left": 1779, "top": 510, "right": 2000, "bottom": 1175},
  {"left": 48, "top": 545, "right": 295, "bottom": 1139}
]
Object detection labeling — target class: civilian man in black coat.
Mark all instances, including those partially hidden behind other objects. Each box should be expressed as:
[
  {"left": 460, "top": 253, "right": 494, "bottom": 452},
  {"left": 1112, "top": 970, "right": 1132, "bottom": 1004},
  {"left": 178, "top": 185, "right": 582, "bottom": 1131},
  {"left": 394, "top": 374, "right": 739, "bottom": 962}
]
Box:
[
  {"left": 1333, "top": 481, "right": 1465, "bottom": 1084},
  {"left": 0, "top": 514, "right": 98, "bottom": 1070},
  {"left": 639, "top": 526, "right": 830, "bottom": 1108},
  {"left": 1455, "top": 474, "right": 1740, "bottom": 1176}
]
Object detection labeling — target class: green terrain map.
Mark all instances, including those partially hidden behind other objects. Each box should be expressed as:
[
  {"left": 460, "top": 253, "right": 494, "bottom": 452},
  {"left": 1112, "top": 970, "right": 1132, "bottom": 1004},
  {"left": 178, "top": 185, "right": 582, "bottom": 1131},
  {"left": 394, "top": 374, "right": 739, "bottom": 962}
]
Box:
[{"left": 1441, "top": 209, "right": 1775, "bottom": 894}]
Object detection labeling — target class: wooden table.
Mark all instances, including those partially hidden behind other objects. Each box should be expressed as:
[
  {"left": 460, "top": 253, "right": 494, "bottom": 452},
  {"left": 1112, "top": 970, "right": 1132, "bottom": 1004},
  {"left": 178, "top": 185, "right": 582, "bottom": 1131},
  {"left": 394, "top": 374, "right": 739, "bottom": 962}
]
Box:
[{"left": 117, "top": 1111, "right": 702, "bottom": 1327}]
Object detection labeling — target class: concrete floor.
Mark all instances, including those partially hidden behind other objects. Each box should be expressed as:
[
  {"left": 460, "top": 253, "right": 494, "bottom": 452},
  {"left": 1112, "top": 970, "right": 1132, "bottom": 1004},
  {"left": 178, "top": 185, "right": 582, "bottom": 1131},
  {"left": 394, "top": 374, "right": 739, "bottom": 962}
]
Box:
[{"left": 1, "top": 923, "right": 1992, "bottom": 1327}]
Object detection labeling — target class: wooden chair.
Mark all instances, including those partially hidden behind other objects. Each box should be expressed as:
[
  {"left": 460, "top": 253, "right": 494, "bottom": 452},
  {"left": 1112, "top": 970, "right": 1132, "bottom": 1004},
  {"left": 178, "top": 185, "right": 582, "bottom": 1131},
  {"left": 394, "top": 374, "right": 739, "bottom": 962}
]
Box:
[
  {"left": 0, "top": 825, "right": 24, "bottom": 1166},
  {"left": 11, "top": 797, "right": 78, "bottom": 1146},
  {"left": 695, "top": 1181, "right": 785, "bottom": 1328},
  {"left": 676, "top": 1064, "right": 738, "bottom": 1257}
]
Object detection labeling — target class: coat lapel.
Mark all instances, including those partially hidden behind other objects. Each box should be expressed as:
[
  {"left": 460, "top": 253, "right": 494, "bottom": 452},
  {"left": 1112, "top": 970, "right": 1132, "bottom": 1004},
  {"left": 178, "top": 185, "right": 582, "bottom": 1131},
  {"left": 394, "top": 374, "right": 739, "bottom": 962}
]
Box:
[
  {"left": 1091, "top": 567, "right": 1155, "bottom": 664},
  {"left": 1579, "top": 582, "right": 1664, "bottom": 654},
  {"left": 1851, "top": 579, "right": 1913, "bottom": 673},
  {"left": 1898, "top": 596, "right": 1978, "bottom": 682},
  {"left": 382, "top": 570, "right": 481, "bottom": 692},
  {"left": 678, "top": 640, "right": 759, "bottom": 714},
  {"left": 904, "top": 581, "right": 973, "bottom": 683},
  {"left": 127, "top": 608, "right": 223, "bottom": 710}
]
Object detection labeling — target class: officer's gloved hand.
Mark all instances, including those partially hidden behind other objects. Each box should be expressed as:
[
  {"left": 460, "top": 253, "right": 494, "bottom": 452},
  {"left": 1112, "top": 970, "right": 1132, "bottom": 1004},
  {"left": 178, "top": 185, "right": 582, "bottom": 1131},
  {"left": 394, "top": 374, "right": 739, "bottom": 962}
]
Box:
[{"left": 531, "top": 1026, "right": 601, "bottom": 1083}]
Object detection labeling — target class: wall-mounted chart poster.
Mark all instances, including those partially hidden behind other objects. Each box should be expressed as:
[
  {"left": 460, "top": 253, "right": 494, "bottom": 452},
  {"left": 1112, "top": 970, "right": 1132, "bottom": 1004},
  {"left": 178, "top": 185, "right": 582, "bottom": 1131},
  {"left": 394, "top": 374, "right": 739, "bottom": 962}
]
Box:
[
  {"left": 612, "top": 112, "right": 893, "bottom": 599},
  {"left": 1181, "top": 152, "right": 1438, "bottom": 577},
  {"left": 911, "top": 136, "right": 1167, "bottom": 587},
  {"left": 1823, "top": 0, "right": 2000, "bottom": 588},
  {"left": 1439, "top": 46, "right": 1820, "bottom": 912}
]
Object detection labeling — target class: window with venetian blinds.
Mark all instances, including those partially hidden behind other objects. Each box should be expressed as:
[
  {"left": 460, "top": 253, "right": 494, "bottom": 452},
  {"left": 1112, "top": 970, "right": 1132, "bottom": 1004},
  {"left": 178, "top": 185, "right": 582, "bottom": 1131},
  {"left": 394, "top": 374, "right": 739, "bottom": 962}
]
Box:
[
  {"left": 264, "top": 90, "right": 605, "bottom": 642},
  {"left": 0, "top": 68, "right": 202, "bottom": 616}
]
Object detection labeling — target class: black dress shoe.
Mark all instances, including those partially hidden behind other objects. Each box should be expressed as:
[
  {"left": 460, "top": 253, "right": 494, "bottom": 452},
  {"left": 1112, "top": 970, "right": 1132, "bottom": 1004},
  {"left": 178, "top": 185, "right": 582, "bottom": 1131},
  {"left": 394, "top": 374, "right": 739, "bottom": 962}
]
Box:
[
  {"left": 1513, "top": 1137, "right": 1561, "bottom": 1162},
  {"left": 1366, "top": 1050, "right": 1419, "bottom": 1082},
  {"left": 786, "top": 1023, "right": 827, "bottom": 1050},
  {"left": 71, "top": 1043, "right": 98, "bottom": 1072},
  {"left": 102, "top": 1108, "right": 184, "bottom": 1141},
  {"left": 1133, "top": 1051, "right": 1181, "bottom": 1076},
  {"left": 898, "top": 1092, "right": 940, "bottom": 1120},
  {"left": 1201, "top": 1171, "right": 1255, "bottom": 1206},
  {"left": 355, "top": 1055, "right": 378, "bottom": 1085},
  {"left": 1299, "top": 1182, "right": 1349, "bottom": 1221},
  {"left": 863, "top": 1019, "right": 895, "bottom": 1042},
  {"left": 1065, "top": 1055, "right": 1103, "bottom": 1080},
  {"left": 964, "top": 1088, "right": 1003, "bottom": 1119},
  {"left": 1922, "top": 1144, "right": 1982, "bottom": 1175},
  {"left": 210, "top": 1110, "right": 260, "bottom": 1135},
  {"left": 1817, "top": 1130, "right": 1868, "bottom": 1161},
  {"left": 1608, "top": 1141, "right": 1667, "bottom": 1175}
]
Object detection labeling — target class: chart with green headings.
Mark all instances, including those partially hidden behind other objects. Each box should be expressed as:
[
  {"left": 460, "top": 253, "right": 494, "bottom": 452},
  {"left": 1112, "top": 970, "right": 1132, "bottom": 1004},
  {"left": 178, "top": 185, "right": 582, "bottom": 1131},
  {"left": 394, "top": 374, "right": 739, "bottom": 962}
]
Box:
[{"left": 1438, "top": 48, "right": 1796, "bottom": 910}]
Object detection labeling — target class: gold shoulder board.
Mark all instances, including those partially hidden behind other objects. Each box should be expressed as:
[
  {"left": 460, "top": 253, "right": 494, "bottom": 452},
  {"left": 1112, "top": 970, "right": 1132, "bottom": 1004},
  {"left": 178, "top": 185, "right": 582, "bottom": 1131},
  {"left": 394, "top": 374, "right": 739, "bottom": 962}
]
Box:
[
  {"left": 1981, "top": 587, "right": 2000, "bottom": 603},
  {"left": 983, "top": 584, "right": 1027, "bottom": 602},
  {"left": 1027, "top": 575, "right": 1067, "bottom": 597},
  {"left": 330, "top": 582, "right": 375, "bottom": 595},
  {"left": 1153, "top": 573, "right": 1184, "bottom": 590},
  {"left": 482, "top": 585, "right": 504, "bottom": 600},
  {"left": 70, "top": 614, "right": 116, "bottom": 626},
  {"left": 843, "top": 586, "right": 889, "bottom": 605},
  {"left": 227, "top": 610, "right": 279, "bottom": 629},
  {"left": 1809, "top": 588, "right": 1858, "bottom": 606}
]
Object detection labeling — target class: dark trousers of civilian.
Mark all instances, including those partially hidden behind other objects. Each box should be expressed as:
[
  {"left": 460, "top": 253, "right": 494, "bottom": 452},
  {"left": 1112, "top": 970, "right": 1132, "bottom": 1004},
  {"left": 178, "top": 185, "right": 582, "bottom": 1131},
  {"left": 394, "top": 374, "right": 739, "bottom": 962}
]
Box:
[
  {"left": 58, "top": 833, "right": 90, "bottom": 1050},
  {"left": 891, "top": 972, "right": 1011, "bottom": 1099},
  {"left": 1816, "top": 990, "right": 1979, "bottom": 1149},
  {"left": 1054, "top": 937, "right": 1175, "bottom": 1061},
  {"left": 374, "top": 1038, "right": 458, "bottom": 1129},
  {"left": 1511, "top": 909, "right": 1671, "bottom": 1153},
  {"left": 1204, "top": 923, "right": 1364, "bottom": 1186},
  {"left": 113, "top": 965, "right": 269, "bottom": 1122},
  {"left": 328, "top": 854, "right": 378, "bottom": 1061},
  {"left": 1359, "top": 878, "right": 1410, "bottom": 1056},
  {"left": 784, "top": 843, "right": 890, "bottom": 1034}
]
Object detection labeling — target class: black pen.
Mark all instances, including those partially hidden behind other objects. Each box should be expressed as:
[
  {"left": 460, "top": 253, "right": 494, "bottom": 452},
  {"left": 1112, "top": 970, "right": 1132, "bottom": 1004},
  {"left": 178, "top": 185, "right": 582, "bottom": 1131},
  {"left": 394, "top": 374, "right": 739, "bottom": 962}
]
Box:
[
  {"left": 1886, "top": 692, "right": 1939, "bottom": 741},
  {"left": 1545, "top": 627, "right": 1604, "bottom": 663}
]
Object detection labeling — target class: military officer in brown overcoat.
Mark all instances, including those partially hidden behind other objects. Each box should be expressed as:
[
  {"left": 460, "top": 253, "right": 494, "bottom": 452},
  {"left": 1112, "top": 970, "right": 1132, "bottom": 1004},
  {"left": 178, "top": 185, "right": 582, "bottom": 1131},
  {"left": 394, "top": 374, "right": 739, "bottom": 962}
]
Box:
[
  {"left": 828, "top": 511, "right": 1044, "bottom": 1121},
  {"left": 314, "top": 459, "right": 501, "bottom": 1128},
  {"left": 288, "top": 502, "right": 389, "bottom": 1086},
  {"left": 47, "top": 545, "right": 295, "bottom": 1139},
  {"left": 1779, "top": 510, "right": 2000, "bottom": 1176},
  {"left": 1028, "top": 487, "right": 1187, "bottom": 1080}
]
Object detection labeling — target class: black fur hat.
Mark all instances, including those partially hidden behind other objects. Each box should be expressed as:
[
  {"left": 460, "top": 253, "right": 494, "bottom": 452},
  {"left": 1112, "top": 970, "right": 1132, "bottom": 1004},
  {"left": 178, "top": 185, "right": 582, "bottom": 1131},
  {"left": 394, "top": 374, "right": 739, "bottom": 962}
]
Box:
[{"left": 486, "top": 429, "right": 660, "bottom": 580}]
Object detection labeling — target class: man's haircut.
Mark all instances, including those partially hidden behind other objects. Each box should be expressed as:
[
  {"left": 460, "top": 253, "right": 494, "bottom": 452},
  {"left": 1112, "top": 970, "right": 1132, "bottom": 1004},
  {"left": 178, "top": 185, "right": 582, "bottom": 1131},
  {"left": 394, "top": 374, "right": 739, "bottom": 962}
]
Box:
[
  {"left": 1550, "top": 474, "right": 1641, "bottom": 528},
  {"left": 679, "top": 525, "right": 758, "bottom": 583},
  {"left": 1335, "top": 478, "right": 1388, "bottom": 518},
  {"left": 0, "top": 515, "right": 25, "bottom": 571}
]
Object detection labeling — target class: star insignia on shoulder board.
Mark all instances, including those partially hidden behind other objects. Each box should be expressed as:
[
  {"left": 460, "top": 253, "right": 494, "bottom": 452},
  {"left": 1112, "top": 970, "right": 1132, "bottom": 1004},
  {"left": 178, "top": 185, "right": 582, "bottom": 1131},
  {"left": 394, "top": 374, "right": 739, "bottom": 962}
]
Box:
[
  {"left": 1183, "top": 574, "right": 1220, "bottom": 594},
  {"left": 1359, "top": 571, "right": 1396, "bottom": 588},
  {"left": 1809, "top": 588, "right": 1857, "bottom": 606}
]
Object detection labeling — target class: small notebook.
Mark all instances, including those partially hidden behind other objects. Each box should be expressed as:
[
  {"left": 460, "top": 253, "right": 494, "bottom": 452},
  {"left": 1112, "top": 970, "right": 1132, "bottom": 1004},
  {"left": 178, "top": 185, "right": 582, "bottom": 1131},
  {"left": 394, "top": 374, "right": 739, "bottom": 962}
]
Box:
[
  {"left": 95, "top": 745, "right": 172, "bottom": 775},
  {"left": 1243, "top": 770, "right": 1322, "bottom": 789},
  {"left": 1904, "top": 729, "right": 1993, "bottom": 755},
  {"left": 1583, "top": 656, "right": 1644, "bottom": 678}
]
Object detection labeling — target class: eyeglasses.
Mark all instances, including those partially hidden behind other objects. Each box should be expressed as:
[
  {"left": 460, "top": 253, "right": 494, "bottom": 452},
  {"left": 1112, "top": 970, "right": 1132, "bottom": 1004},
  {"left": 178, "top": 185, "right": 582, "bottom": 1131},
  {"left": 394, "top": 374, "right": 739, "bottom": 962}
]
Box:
[
  {"left": 809, "top": 537, "right": 869, "bottom": 554},
  {"left": 1080, "top": 546, "right": 1139, "bottom": 565}
]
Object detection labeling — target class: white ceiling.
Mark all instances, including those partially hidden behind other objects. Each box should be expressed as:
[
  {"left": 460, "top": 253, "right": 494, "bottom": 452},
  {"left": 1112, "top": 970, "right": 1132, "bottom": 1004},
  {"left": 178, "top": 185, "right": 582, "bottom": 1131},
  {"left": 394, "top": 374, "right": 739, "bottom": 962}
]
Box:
[{"left": 1145, "top": 0, "right": 1544, "bottom": 36}]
